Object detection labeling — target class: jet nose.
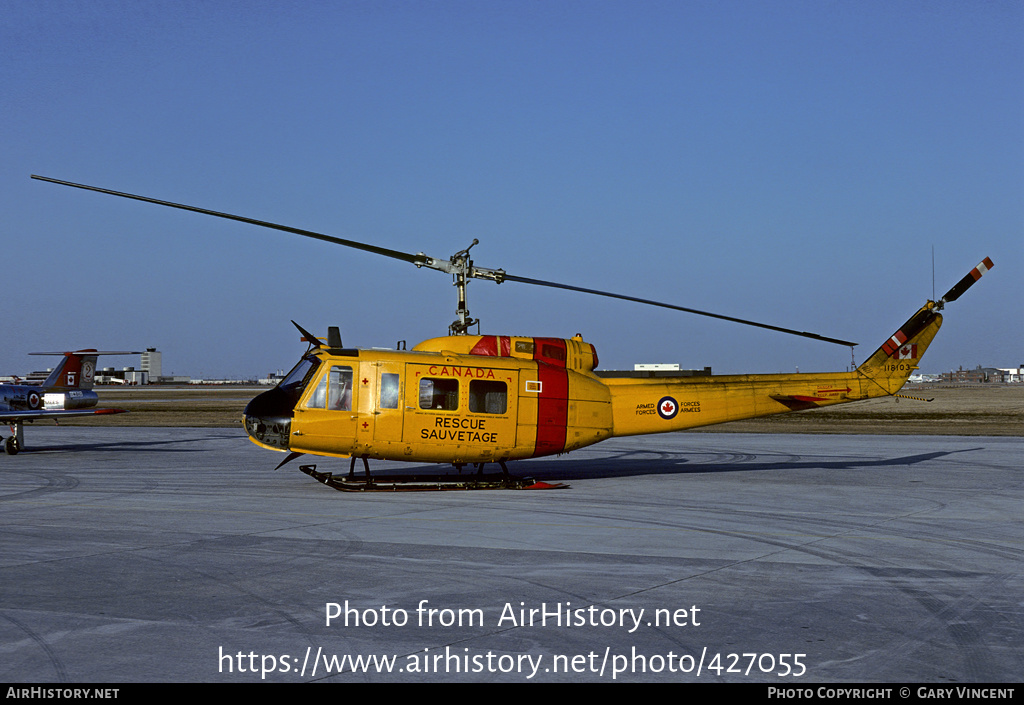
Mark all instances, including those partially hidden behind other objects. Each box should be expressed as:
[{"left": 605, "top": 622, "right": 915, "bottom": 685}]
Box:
[{"left": 243, "top": 387, "right": 294, "bottom": 451}]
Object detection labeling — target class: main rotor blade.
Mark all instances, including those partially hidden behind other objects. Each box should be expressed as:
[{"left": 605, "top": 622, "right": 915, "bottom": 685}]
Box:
[
  {"left": 33, "top": 174, "right": 856, "bottom": 346},
  {"left": 501, "top": 273, "right": 858, "bottom": 347},
  {"left": 291, "top": 320, "right": 323, "bottom": 348},
  {"left": 30, "top": 175, "right": 426, "bottom": 267}
]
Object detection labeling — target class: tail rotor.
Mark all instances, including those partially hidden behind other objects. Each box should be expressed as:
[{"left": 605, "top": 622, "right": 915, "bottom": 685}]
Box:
[{"left": 938, "top": 257, "right": 994, "bottom": 307}]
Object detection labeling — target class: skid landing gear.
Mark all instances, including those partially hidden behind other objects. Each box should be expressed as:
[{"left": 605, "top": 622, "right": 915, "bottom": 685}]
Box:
[
  {"left": 299, "top": 461, "right": 567, "bottom": 492},
  {"left": 348, "top": 454, "right": 371, "bottom": 481}
]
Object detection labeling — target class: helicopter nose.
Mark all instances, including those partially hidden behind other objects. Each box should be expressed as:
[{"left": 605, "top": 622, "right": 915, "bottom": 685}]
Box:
[{"left": 243, "top": 387, "right": 294, "bottom": 451}]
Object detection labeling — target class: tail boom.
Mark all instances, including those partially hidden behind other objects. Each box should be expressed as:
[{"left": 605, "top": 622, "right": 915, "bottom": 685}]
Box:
[
  {"left": 605, "top": 370, "right": 871, "bottom": 437},
  {"left": 604, "top": 301, "right": 946, "bottom": 438}
]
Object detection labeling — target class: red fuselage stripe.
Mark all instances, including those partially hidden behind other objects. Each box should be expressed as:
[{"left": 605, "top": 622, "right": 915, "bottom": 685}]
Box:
[
  {"left": 468, "top": 335, "right": 513, "bottom": 357},
  {"left": 532, "top": 338, "right": 568, "bottom": 457}
]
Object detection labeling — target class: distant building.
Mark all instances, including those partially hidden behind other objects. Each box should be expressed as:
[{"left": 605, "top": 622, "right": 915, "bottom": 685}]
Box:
[
  {"left": 95, "top": 366, "right": 148, "bottom": 385},
  {"left": 21, "top": 369, "right": 51, "bottom": 386},
  {"left": 259, "top": 370, "right": 287, "bottom": 386},
  {"left": 141, "top": 348, "right": 162, "bottom": 379},
  {"left": 123, "top": 368, "right": 149, "bottom": 385},
  {"left": 157, "top": 376, "right": 192, "bottom": 384},
  {"left": 941, "top": 366, "right": 1008, "bottom": 383},
  {"left": 997, "top": 366, "right": 1023, "bottom": 383}
]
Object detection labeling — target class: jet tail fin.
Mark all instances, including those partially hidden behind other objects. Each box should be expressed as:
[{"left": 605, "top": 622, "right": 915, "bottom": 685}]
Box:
[{"left": 30, "top": 350, "right": 141, "bottom": 391}]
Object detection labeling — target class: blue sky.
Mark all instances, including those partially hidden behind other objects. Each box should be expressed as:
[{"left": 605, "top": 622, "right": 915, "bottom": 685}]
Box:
[{"left": 3, "top": 1, "right": 1021, "bottom": 378}]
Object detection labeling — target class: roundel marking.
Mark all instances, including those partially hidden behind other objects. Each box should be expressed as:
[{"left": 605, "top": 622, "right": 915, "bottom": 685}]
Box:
[
  {"left": 657, "top": 396, "right": 679, "bottom": 420},
  {"left": 28, "top": 391, "right": 42, "bottom": 410}
]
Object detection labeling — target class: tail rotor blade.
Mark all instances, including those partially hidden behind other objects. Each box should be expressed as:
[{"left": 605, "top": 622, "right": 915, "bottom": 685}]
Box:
[{"left": 941, "top": 257, "right": 994, "bottom": 304}]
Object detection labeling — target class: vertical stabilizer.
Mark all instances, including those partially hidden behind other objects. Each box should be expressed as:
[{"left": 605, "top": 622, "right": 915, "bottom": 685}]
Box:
[
  {"left": 31, "top": 350, "right": 140, "bottom": 391},
  {"left": 856, "top": 303, "right": 943, "bottom": 395},
  {"left": 39, "top": 351, "right": 99, "bottom": 391}
]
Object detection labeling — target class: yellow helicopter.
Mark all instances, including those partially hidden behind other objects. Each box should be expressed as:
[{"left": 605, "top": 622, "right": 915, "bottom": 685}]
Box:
[{"left": 32, "top": 175, "right": 993, "bottom": 490}]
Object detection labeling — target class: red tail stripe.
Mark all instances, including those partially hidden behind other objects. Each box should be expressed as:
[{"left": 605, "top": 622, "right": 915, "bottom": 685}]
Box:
[{"left": 882, "top": 330, "right": 909, "bottom": 356}]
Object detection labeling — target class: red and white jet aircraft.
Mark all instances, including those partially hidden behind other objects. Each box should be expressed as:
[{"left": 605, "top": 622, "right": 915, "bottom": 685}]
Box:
[{"left": 0, "top": 350, "right": 138, "bottom": 454}]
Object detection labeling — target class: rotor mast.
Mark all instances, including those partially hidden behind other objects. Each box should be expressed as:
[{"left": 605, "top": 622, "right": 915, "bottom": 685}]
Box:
[
  {"left": 450, "top": 240, "right": 478, "bottom": 335},
  {"left": 414, "top": 238, "right": 506, "bottom": 335}
]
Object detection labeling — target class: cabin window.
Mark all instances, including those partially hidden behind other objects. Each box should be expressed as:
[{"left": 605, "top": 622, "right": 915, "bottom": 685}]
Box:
[
  {"left": 379, "top": 373, "right": 399, "bottom": 409},
  {"left": 469, "top": 380, "right": 507, "bottom": 414},
  {"left": 305, "top": 365, "right": 353, "bottom": 411},
  {"left": 419, "top": 378, "right": 458, "bottom": 410}
]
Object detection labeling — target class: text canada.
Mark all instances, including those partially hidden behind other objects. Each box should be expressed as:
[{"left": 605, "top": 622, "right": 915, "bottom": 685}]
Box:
[{"left": 428, "top": 365, "right": 498, "bottom": 379}]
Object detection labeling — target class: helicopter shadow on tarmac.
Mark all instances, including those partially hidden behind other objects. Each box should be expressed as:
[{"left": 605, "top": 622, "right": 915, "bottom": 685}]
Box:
[
  {"left": 476, "top": 445, "right": 987, "bottom": 483},
  {"left": 295, "top": 442, "right": 986, "bottom": 485}
]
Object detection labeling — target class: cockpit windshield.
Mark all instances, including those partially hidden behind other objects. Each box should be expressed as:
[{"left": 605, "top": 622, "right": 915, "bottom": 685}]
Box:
[{"left": 278, "top": 355, "right": 321, "bottom": 395}]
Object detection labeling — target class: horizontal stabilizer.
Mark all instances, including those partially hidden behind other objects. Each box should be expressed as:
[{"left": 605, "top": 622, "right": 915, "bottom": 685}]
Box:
[{"left": 769, "top": 394, "right": 826, "bottom": 411}]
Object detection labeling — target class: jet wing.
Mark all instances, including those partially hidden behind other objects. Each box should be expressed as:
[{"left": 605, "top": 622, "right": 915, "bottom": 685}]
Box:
[{"left": 0, "top": 408, "right": 127, "bottom": 424}]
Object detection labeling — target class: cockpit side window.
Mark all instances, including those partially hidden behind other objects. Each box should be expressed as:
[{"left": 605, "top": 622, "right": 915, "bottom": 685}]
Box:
[
  {"left": 307, "top": 373, "right": 328, "bottom": 409},
  {"left": 278, "top": 356, "right": 321, "bottom": 395},
  {"left": 327, "top": 367, "right": 353, "bottom": 410},
  {"left": 379, "top": 373, "right": 400, "bottom": 409},
  {"left": 305, "top": 365, "right": 353, "bottom": 411}
]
